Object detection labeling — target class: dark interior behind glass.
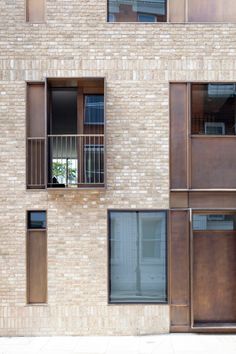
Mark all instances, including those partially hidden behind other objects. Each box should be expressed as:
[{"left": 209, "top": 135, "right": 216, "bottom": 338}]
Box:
[{"left": 191, "top": 84, "right": 236, "bottom": 135}]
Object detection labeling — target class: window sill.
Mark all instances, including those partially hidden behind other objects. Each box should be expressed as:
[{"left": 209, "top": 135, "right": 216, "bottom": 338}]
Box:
[
  {"left": 25, "top": 303, "right": 48, "bottom": 307},
  {"left": 191, "top": 135, "right": 236, "bottom": 138}
]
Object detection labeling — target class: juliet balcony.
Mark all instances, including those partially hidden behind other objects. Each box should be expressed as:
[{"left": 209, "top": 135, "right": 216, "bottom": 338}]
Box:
[{"left": 26, "top": 78, "right": 105, "bottom": 190}]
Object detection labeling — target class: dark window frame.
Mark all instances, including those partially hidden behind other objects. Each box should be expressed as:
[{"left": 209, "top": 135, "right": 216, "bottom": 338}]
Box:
[
  {"left": 108, "top": 210, "right": 168, "bottom": 305},
  {"left": 27, "top": 210, "right": 47, "bottom": 230},
  {"left": 138, "top": 13, "right": 157, "bottom": 22},
  {"left": 192, "top": 211, "right": 236, "bottom": 231}
]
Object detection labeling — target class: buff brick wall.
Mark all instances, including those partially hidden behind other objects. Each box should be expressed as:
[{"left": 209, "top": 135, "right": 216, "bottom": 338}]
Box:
[{"left": 0, "top": 0, "right": 235, "bottom": 335}]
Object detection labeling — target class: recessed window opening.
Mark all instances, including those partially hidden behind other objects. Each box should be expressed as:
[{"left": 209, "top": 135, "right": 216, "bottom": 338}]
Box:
[
  {"left": 108, "top": 0, "right": 167, "bottom": 22},
  {"left": 193, "top": 213, "right": 236, "bottom": 231},
  {"left": 109, "top": 211, "right": 167, "bottom": 303},
  {"left": 47, "top": 79, "right": 105, "bottom": 188}
]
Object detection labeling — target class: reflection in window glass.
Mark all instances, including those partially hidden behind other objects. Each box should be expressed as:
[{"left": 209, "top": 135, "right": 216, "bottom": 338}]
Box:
[
  {"left": 138, "top": 13, "right": 157, "bottom": 22},
  {"left": 193, "top": 214, "right": 236, "bottom": 231},
  {"left": 109, "top": 13, "right": 116, "bottom": 22},
  {"left": 52, "top": 158, "right": 78, "bottom": 185},
  {"left": 109, "top": 211, "right": 167, "bottom": 303},
  {"left": 84, "top": 95, "right": 104, "bottom": 125},
  {"left": 28, "top": 211, "right": 46, "bottom": 229},
  {"left": 84, "top": 145, "right": 104, "bottom": 184},
  {"left": 191, "top": 84, "right": 236, "bottom": 135},
  {"left": 108, "top": 0, "right": 167, "bottom": 23}
]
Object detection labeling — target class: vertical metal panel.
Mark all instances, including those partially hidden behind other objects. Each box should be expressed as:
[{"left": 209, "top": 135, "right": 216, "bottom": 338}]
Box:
[
  {"left": 27, "top": 84, "right": 45, "bottom": 138},
  {"left": 26, "top": 0, "right": 45, "bottom": 23},
  {"left": 27, "top": 138, "right": 45, "bottom": 187},
  {"left": 27, "top": 230, "right": 47, "bottom": 303},
  {"left": 191, "top": 137, "right": 236, "bottom": 189},
  {"left": 169, "top": 0, "right": 185, "bottom": 23},
  {"left": 170, "top": 83, "right": 188, "bottom": 189},
  {"left": 188, "top": 0, "right": 236, "bottom": 23},
  {"left": 170, "top": 210, "right": 190, "bottom": 331}
]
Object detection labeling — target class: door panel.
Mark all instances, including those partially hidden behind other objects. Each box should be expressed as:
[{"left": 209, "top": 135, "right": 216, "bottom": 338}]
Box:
[{"left": 193, "top": 231, "right": 236, "bottom": 324}]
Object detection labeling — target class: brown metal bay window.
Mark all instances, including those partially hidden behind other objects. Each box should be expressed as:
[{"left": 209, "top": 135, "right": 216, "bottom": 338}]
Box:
[
  {"left": 108, "top": 0, "right": 236, "bottom": 23},
  {"left": 26, "top": 78, "right": 105, "bottom": 189},
  {"left": 170, "top": 82, "right": 236, "bottom": 191}
]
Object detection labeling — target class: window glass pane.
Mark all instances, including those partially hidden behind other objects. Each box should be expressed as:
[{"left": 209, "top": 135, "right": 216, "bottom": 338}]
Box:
[
  {"left": 191, "top": 84, "right": 236, "bottom": 135},
  {"left": 109, "top": 211, "right": 167, "bottom": 303},
  {"left": 84, "top": 95, "right": 104, "bottom": 125},
  {"left": 193, "top": 214, "right": 236, "bottom": 231},
  {"left": 28, "top": 211, "right": 46, "bottom": 229},
  {"left": 109, "top": 13, "right": 116, "bottom": 22},
  {"left": 138, "top": 13, "right": 157, "bottom": 22},
  {"left": 84, "top": 145, "right": 104, "bottom": 184},
  {"left": 108, "top": 0, "right": 167, "bottom": 22},
  {"left": 52, "top": 158, "right": 78, "bottom": 185}
]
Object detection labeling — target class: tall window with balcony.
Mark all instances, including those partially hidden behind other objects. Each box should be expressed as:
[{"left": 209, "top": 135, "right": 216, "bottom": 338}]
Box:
[{"left": 26, "top": 78, "right": 105, "bottom": 189}]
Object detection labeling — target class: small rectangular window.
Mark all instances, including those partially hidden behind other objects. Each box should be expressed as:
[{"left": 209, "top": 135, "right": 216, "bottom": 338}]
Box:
[
  {"left": 26, "top": 0, "right": 45, "bottom": 23},
  {"left": 191, "top": 84, "right": 236, "bottom": 135},
  {"left": 138, "top": 13, "right": 157, "bottom": 22},
  {"left": 193, "top": 213, "right": 236, "bottom": 231},
  {"left": 27, "top": 211, "right": 47, "bottom": 304},
  {"left": 84, "top": 95, "right": 104, "bottom": 125},
  {"left": 109, "top": 211, "right": 167, "bottom": 303},
  {"left": 108, "top": 0, "right": 167, "bottom": 23},
  {"left": 28, "top": 211, "right": 46, "bottom": 229}
]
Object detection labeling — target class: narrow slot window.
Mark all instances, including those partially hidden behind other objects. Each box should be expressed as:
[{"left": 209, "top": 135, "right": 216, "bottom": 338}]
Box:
[{"left": 27, "top": 211, "right": 47, "bottom": 304}]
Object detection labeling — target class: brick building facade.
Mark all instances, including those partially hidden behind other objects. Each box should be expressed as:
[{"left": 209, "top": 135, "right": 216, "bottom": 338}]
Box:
[{"left": 1, "top": 0, "right": 236, "bottom": 335}]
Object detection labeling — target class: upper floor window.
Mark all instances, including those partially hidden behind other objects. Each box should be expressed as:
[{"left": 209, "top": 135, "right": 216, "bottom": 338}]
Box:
[
  {"left": 26, "top": 79, "right": 105, "bottom": 189},
  {"left": 84, "top": 95, "right": 104, "bottom": 125},
  {"left": 191, "top": 84, "right": 236, "bottom": 135},
  {"left": 108, "top": 0, "right": 236, "bottom": 23},
  {"left": 108, "top": 0, "right": 167, "bottom": 22}
]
